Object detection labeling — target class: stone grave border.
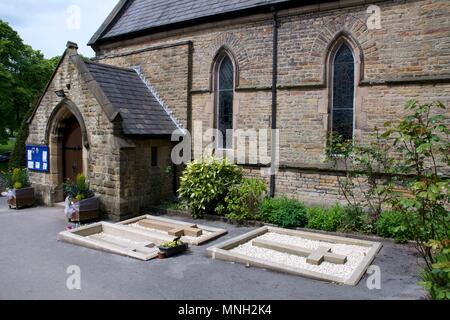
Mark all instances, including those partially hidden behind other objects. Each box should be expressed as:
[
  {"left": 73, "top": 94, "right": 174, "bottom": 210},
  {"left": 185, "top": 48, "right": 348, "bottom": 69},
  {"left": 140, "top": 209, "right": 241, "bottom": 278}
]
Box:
[
  {"left": 58, "top": 222, "right": 173, "bottom": 261},
  {"left": 207, "top": 226, "right": 382, "bottom": 286},
  {"left": 118, "top": 215, "right": 228, "bottom": 245}
]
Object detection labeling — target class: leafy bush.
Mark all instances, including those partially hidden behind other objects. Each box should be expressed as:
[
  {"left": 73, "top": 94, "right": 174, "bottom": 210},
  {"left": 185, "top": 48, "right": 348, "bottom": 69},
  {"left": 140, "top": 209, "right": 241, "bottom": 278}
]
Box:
[
  {"left": 419, "top": 240, "right": 450, "bottom": 300},
  {"left": 222, "top": 178, "right": 267, "bottom": 221},
  {"left": 375, "top": 211, "right": 413, "bottom": 243},
  {"left": 0, "top": 168, "right": 30, "bottom": 190},
  {"left": 339, "top": 205, "right": 373, "bottom": 234},
  {"left": 307, "top": 203, "right": 344, "bottom": 232},
  {"left": 326, "top": 131, "right": 397, "bottom": 220},
  {"left": 8, "top": 107, "right": 32, "bottom": 169},
  {"left": 63, "top": 174, "right": 94, "bottom": 201},
  {"left": 383, "top": 100, "right": 449, "bottom": 269},
  {"left": 260, "top": 197, "right": 308, "bottom": 228},
  {"left": 178, "top": 157, "right": 243, "bottom": 218},
  {"left": 0, "top": 171, "right": 12, "bottom": 191},
  {"left": 160, "top": 239, "right": 184, "bottom": 248}
]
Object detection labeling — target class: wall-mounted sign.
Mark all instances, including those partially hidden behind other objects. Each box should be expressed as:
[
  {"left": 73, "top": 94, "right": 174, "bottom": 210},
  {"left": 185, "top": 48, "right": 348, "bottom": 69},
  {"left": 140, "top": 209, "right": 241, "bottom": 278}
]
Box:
[{"left": 26, "top": 145, "right": 49, "bottom": 172}]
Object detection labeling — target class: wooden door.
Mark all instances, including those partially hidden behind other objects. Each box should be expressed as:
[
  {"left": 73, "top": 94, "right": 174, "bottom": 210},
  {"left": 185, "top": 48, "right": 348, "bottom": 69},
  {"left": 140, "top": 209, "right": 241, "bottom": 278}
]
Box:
[{"left": 63, "top": 116, "right": 83, "bottom": 182}]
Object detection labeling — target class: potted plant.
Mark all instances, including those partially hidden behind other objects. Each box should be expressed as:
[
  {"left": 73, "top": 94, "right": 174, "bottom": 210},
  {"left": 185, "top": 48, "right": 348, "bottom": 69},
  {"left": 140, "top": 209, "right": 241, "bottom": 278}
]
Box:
[
  {"left": 2, "top": 168, "right": 34, "bottom": 209},
  {"left": 63, "top": 174, "right": 99, "bottom": 222},
  {"left": 158, "top": 238, "right": 189, "bottom": 257}
]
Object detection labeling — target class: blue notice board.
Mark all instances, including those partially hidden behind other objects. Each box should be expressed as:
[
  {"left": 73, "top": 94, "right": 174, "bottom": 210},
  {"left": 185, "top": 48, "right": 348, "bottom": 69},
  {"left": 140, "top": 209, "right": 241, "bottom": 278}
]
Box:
[{"left": 26, "top": 145, "right": 49, "bottom": 172}]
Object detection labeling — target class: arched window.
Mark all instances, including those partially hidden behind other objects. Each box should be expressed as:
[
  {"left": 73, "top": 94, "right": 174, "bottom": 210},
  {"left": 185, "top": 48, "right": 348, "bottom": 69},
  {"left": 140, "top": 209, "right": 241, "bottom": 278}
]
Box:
[
  {"left": 216, "top": 55, "right": 234, "bottom": 149},
  {"left": 331, "top": 42, "right": 355, "bottom": 141}
]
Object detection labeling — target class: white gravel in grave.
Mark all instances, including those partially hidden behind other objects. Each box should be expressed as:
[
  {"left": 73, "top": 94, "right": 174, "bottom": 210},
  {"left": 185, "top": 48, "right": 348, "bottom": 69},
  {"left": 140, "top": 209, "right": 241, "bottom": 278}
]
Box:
[
  {"left": 230, "top": 232, "right": 370, "bottom": 281},
  {"left": 129, "top": 222, "right": 212, "bottom": 241}
]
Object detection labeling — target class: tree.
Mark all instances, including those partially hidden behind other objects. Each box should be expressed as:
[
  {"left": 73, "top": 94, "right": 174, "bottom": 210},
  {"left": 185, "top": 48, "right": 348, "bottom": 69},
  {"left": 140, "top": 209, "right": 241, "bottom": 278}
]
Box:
[{"left": 0, "top": 20, "right": 58, "bottom": 145}]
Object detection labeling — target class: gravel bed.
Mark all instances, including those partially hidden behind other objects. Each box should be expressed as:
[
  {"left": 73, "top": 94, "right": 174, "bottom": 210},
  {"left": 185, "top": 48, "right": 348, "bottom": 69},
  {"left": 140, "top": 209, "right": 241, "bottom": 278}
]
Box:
[{"left": 230, "top": 232, "right": 370, "bottom": 282}]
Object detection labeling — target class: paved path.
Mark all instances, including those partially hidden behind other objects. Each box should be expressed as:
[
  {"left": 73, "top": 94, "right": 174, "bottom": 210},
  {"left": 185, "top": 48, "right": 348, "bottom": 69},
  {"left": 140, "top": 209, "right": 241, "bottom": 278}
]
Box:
[{"left": 0, "top": 197, "right": 426, "bottom": 300}]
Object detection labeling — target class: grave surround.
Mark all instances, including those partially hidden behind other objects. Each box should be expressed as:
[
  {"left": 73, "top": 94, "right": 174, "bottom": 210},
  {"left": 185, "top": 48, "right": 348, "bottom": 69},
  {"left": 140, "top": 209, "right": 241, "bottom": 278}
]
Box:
[{"left": 207, "top": 226, "right": 382, "bottom": 286}]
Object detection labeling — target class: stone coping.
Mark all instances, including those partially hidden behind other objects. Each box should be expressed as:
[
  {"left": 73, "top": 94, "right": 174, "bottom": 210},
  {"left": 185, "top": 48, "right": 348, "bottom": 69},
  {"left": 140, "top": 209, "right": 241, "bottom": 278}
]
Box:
[
  {"left": 118, "top": 214, "right": 228, "bottom": 245},
  {"left": 207, "top": 226, "right": 382, "bottom": 286},
  {"left": 58, "top": 222, "right": 170, "bottom": 261}
]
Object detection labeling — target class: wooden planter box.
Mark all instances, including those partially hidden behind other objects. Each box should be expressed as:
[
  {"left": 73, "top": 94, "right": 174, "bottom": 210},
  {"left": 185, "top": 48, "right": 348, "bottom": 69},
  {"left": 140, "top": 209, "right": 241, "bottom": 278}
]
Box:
[
  {"left": 7, "top": 187, "right": 34, "bottom": 209},
  {"left": 158, "top": 243, "right": 188, "bottom": 257},
  {"left": 69, "top": 197, "right": 100, "bottom": 223}
]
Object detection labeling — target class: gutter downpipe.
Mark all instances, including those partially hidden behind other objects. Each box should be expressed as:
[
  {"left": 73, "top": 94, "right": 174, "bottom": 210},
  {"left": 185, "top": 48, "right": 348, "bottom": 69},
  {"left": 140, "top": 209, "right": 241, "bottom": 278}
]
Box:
[{"left": 270, "top": 7, "right": 279, "bottom": 198}]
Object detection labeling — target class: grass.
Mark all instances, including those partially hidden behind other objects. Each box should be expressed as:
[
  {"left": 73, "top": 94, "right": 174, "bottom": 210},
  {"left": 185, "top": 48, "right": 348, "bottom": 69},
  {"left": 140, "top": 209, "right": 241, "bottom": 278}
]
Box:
[{"left": 0, "top": 139, "right": 15, "bottom": 154}]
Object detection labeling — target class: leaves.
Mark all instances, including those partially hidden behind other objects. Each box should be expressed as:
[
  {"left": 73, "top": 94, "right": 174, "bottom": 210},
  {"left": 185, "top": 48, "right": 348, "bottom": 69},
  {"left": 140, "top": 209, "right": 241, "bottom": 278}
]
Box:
[
  {"left": 0, "top": 20, "right": 59, "bottom": 145},
  {"left": 178, "top": 157, "right": 243, "bottom": 218},
  {"left": 224, "top": 178, "right": 267, "bottom": 221}
]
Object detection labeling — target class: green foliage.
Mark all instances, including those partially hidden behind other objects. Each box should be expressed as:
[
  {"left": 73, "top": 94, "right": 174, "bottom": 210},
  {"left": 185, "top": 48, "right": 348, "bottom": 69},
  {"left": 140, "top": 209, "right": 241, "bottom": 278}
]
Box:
[
  {"left": 63, "top": 174, "right": 94, "bottom": 201},
  {"left": 222, "top": 178, "right": 267, "bottom": 221},
  {"left": 339, "top": 205, "right": 373, "bottom": 234},
  {"left": 327, "top": 130, "right": 397, "bottom": 220},
  {"left": 160, "top": 239, "right": 184, "bottom": 248},
  {"left": 307, "top": 203, "right": 344, "bottom": 232},
  {"left": 419, "top": 240, "right": 450, "bottom": 300},
  {"left": 0, "top": 168, "right": 30, "bottom": 190},
  {"left": 178, "top": 157, "right": 243, "bottom": 218},
  {"left": 260, "top": 197, "right": 308, "bottom": 228},
  {"left": 326, "top": 133, "right": 353, "bottom": 158},
  {"left": 8, "top": 107, "right": 32, "bottom": 169},
  {"left": 376, "top": 211, "right": 414, "bottom": 243},
  {"left": 0, "top": 20, "right": 59, "bottom": 145},
  {"left": 383, "top": 100, "right": 449, "bottom": 269},
  {"left": 161, "top": 201, "right": 188, "bottom": 211}
]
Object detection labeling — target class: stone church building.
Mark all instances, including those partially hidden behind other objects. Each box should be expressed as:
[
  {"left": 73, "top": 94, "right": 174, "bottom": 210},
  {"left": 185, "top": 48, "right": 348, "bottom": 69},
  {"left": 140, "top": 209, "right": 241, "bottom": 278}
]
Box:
[{"left": 27, "top": 0, "right": 450, "bottom": 221}]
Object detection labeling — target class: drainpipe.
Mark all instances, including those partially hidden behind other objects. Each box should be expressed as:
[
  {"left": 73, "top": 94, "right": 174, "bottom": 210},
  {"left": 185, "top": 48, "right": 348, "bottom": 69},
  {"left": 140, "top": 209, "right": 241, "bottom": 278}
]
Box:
[{"left": 270, "top": 8, "right": 279, "bottom": 198}]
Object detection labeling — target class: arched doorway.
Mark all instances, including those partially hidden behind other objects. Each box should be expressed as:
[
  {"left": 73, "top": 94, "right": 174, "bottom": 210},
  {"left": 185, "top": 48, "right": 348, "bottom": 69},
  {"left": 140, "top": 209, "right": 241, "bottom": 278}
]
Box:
[
  {"left": 62, "top": 115, "right": 83, "bottom": 182},
  {"left": 45, "top": 99, "right": 89, "bottom": 204}
]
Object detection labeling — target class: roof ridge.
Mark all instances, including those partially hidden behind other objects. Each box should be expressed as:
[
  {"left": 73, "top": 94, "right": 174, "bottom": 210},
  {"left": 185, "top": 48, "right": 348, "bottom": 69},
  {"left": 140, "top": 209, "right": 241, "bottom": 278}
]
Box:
[
  {"left": 89, "top": 0, "right": 298, "bottom": 46},
  {"left": 132, "top": 66, "right": 184, "bottom": 132}
]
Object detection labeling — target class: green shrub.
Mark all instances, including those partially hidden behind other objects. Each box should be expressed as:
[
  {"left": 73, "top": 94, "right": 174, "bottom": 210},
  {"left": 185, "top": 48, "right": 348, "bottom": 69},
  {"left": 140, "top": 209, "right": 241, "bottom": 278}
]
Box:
[
  {"left": 160, "top": 239, "right": 184, "bottom": 248},
  {"left": 307, "top": 203, "right": 344, "bottom": 232},
  {"left": 63, "top": 174, "right": 94, "bottom": 201},
  {"left": 340, "top": 205, "right": 374, "bottom": 234},
  {"left": 376, "top": 211, "right": 413, "bottom": 243},
  {"left": 0, "top": 168, "right": 30, "bottom": 190},
  {"left": 9, "top": 107, "right": 32, "bottom": 169},
  {"left": 223, "top": 178, "right": 267, "bottom": 221},
  {"left": 178, "top": 157, "right": 243, "bottom": 218},
  {"left": 419, "top": 240, "right": 450, "bottom": 300},
  {"left": 260, "top": 197, "right": 308, "bottom": 228}
]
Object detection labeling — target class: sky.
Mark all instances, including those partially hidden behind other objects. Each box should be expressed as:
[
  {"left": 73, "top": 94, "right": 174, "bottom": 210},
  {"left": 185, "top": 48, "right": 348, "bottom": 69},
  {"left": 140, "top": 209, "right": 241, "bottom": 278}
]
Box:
[{"left": 0, "top": 0, "right": 119, "bottom": 58}]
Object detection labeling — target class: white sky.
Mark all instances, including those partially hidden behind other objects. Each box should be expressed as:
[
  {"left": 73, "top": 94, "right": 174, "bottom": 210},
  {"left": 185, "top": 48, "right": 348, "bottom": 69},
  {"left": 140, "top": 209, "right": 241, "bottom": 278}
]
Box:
[{"left": 0, "top": 0, "right": 119, "bottom": 58}]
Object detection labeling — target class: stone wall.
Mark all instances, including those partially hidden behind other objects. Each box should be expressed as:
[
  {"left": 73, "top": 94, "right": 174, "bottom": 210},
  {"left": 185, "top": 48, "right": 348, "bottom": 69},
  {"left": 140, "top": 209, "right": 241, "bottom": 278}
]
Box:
[
  {"left": 89, "top": 0, "right": 450, "bottom": 206},
  {"left": 27, "top": 51, "right": 122, "bottom": 217},
  {"left": 118, "top": 139, "right": 175, "bottom": 220}
]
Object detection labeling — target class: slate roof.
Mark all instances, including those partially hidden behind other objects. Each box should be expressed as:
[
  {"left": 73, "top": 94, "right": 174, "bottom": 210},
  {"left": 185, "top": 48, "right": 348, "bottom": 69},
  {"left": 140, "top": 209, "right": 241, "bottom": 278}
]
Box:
[
  {"left": 89, "top": 0, "right": 294, "bottom": 44},
  {"left": 85, "top": 61, "right": 179, "bottom": 136}
]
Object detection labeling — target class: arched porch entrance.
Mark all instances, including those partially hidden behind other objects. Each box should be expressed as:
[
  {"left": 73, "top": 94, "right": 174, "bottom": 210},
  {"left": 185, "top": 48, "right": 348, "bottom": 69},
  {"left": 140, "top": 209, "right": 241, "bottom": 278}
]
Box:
[
  {"left": 62, "top": 115, "right": 83, "bottom": 183},
  {"left": 45, "top": 99, "right": 90, "bottom": 203}
]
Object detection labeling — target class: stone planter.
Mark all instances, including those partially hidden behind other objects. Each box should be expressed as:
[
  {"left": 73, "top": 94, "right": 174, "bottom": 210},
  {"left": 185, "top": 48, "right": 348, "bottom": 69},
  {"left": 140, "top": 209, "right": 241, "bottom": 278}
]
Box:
[
  {"left": 158, "top": 243, "right": 188, "bottom": 257},
  {"left": 69, "top": 196, "right": 100, "bottom": 222},
  {"left": 7, "top": 187, "right": 34, "bottom": 209}
]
